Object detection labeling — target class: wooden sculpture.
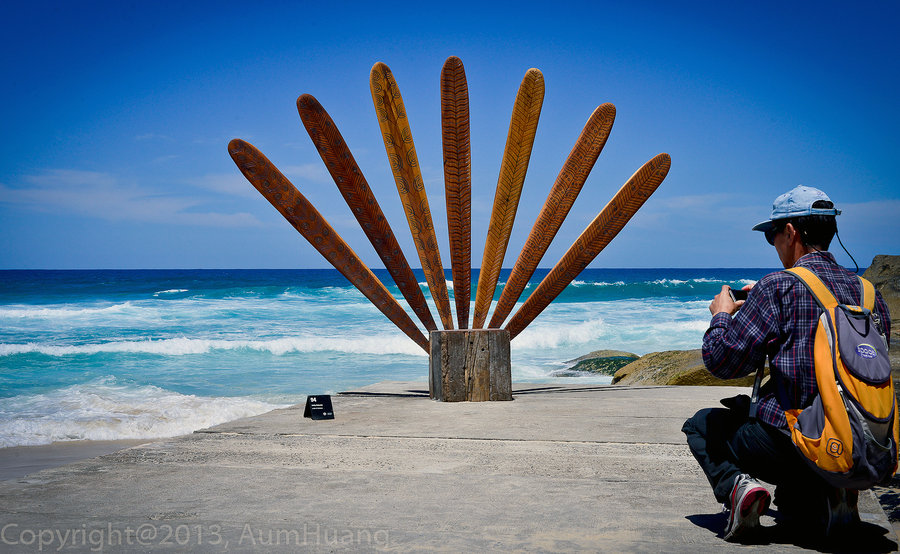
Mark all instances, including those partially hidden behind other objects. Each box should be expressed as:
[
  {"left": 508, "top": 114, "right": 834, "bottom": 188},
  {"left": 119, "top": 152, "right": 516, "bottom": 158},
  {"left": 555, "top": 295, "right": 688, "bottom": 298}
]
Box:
[{"left": 228, "top": 56, "right": 670, "bottom": 401}]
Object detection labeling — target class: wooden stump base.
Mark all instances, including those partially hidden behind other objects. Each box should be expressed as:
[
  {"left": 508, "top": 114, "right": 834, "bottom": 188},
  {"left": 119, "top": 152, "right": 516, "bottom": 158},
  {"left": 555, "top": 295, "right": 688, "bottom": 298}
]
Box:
[{"left": 429, "top": 329, "right": 512, "bottom": 402}]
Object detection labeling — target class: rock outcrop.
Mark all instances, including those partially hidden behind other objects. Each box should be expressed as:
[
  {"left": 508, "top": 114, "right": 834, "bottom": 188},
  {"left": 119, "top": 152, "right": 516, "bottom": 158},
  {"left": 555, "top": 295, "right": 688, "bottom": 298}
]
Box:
[
  {"left": 863, "top": 255, "right": 900, "bottom": 338},
  {"left": 556, "top": 350, "right": 639, "bottom": 377},
  {"left": 862, "top": 255, "right": 900, "bottom": 393},
  {"left": 611, "top": 349, "right": 759, "bottom": 387}
]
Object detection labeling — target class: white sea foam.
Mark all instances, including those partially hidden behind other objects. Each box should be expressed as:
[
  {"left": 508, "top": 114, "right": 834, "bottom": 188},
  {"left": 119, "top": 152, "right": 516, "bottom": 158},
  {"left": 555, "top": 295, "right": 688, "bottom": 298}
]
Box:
[
  {"left": 647, "top": 277, "right": 756, "bottom": 287},
  {"left": 507, "top": 296, "right": 712, "bottom": 365},
  {"left": 416, "top": 280, "right": 455, "bottom": 291},
  {"left": 0, "top": 378, "right": 287, "bottom": 448},
  {"left": 0, "top": 334, "right": 428, "bottom": 357},
  {"left": 515, "top": 317, "right": 607, "bottom": 349},
  {"left": 651, "top": 278, "right": 688, "bottom": 285},
  {"left": 153, "top": 289, "right": 189, "bottom": 296},
  {"left": 570, "top": 280, "right": 625, "bottom": 287},
  {"left": 0, "top": 303, "right": 136, "bottom": 319}
]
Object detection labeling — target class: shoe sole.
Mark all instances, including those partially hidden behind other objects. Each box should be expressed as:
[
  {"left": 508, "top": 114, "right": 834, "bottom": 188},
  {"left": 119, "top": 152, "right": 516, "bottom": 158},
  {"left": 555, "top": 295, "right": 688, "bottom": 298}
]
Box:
[{"left": 724, "top": 487, "right": 771, "bottom": 541}]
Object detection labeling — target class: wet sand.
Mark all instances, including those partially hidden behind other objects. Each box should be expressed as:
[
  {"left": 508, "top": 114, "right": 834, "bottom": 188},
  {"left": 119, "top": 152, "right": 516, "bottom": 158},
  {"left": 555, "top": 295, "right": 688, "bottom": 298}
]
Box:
[{"left": 0, "top": 439, "right": 152, "bottom": 481}]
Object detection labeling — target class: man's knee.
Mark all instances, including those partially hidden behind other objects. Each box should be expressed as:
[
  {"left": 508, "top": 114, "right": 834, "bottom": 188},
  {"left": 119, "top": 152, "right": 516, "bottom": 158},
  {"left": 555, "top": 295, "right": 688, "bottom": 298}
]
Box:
[{"left": 682, "top": 407, "right": 717, "bottom": 438}]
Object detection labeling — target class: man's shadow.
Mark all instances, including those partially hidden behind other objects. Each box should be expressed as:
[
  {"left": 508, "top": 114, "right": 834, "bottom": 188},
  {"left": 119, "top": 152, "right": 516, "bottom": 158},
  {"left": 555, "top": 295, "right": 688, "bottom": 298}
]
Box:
[{"left": 686, "top": 509, "right": 898, "bottom": 552}]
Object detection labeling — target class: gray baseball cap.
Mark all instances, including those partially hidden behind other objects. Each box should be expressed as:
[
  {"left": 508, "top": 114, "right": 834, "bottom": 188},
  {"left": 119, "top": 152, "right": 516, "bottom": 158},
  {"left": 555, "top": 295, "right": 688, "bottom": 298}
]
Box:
[{"left": 752, "top": 185, "right": 841, "bottom": 233}]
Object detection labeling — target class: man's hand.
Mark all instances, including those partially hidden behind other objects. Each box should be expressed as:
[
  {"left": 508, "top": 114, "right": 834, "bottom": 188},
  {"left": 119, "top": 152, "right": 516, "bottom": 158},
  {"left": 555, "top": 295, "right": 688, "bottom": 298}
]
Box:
[{"left": 709, "top": 285, "right": 744, "bottom": 316}]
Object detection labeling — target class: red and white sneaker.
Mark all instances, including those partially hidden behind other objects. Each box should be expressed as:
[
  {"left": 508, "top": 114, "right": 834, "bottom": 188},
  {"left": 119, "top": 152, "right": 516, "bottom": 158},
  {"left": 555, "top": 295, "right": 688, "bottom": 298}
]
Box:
[{"left": 723, "top": 473, "right": 771, "bottom": 542}]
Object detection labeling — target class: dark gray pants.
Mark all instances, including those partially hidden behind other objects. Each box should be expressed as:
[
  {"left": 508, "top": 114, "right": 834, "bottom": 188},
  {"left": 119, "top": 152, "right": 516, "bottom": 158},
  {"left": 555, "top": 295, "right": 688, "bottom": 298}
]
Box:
[{"left": 682, "top": 403, "right": 829, "bottom": 510}]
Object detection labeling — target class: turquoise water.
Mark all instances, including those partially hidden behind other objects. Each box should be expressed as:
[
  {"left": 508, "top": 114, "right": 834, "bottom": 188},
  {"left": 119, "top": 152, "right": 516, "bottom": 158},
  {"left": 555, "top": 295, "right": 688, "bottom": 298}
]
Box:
[{"left": 0, "top": 268, "right": 773, "bottom": 447}]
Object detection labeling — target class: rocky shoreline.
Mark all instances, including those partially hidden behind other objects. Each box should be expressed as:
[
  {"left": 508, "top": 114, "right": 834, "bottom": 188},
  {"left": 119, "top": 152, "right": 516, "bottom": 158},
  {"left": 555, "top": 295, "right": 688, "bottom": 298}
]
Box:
[{"left": 568, "top": 255, "right": 899, "bottom": 387}]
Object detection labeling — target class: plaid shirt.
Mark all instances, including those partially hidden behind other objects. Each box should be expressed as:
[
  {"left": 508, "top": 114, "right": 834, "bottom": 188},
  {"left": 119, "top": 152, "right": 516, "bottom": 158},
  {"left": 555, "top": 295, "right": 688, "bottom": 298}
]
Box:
[{"left": 702, "top": 251, "right": 892, "bottom": 429}]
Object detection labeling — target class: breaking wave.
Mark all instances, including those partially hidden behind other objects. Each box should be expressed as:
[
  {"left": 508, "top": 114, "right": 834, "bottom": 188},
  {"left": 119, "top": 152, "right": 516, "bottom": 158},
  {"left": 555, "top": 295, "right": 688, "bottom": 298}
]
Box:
[
  {"left": 0, "top": 334, "right": 428, "bottom": 358},
  {"left": 0, "top": 377, "right": 287, "bottom": 448}
]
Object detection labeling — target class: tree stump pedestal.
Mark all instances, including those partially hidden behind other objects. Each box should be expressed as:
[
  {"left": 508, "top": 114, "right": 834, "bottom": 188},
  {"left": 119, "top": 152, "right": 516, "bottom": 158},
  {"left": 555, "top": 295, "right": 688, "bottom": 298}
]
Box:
[{"left": 428, "top": 329, "right": 512, "bottom": 402}]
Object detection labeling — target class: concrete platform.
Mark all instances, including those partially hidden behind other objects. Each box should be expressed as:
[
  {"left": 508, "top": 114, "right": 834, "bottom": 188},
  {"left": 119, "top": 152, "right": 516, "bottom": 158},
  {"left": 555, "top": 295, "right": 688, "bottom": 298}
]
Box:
[{"left": 0, "top": 383, "right": 897, "bottom": 552}]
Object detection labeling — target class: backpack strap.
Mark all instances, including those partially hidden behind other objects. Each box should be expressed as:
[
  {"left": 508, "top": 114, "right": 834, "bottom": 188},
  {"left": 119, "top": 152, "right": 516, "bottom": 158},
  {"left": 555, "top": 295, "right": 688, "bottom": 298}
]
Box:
[
  {"left": 751, "top": 267, "right": 834, "bottom": 420},
  {"left": 859, "top": 275, "right": 889, "bottom": 349},
  {"left": 858, "top": 276, "right": 876, "bottom": 311},
  {"left": 784, "top": 267, "right": 838, "bottom": 310}
]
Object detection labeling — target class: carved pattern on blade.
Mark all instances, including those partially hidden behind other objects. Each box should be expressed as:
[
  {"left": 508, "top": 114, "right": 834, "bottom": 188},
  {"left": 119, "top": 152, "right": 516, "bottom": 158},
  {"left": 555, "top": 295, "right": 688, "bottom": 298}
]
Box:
[
  {"left": 441, "top": 56, "right": 472, "bottom": 329},
  {"left": 489, "top": 103, "right": 616, "bottom": 328},
  {"left": 227, "top": 138, "right": 429, "bottom": 352},
  {"left": 296, "top": 93, "right": 437, "bottom": 331},
  {"left": 505, "top": 153, "right": 671, "bottom": 340},
  {"left": 370, "top": 62, "right": 454, "bottom": 330},
  {"left": 472, "top": 68, "right": 544, "bottom": 328}
]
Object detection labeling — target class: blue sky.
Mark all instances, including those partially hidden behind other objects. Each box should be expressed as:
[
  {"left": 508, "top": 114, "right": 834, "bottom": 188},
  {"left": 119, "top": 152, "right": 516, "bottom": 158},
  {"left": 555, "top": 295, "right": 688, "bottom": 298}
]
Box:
[{"left": 2, "top": 1, "right": 897, "bottom": 269}]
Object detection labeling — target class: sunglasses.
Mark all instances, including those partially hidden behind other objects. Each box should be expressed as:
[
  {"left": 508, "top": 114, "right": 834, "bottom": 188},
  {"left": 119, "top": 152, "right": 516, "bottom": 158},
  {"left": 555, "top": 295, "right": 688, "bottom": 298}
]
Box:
[{"left": 765, "top": 223, "right": 788, "bottom": 246}]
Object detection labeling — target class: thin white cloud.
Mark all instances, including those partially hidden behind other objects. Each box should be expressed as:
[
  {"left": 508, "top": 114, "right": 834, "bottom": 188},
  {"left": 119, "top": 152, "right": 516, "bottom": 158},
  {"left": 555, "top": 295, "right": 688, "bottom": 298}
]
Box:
[
  {"left": 835, "top": 199, "right": 900, "bottom": 235},
  {"left": 152, "top": 154, "right": 180, "bottom": 164},
  {"left": 134, "top": 133, "right": 174, "bottom": 141},
  {"left": 188, "top": 172, "right": 259, "bottom": 198},
  {"left": 838, "top": 199, "right": 900, "bottom": 220},
  {"left": 0, "top": 169, "right": 262, "bottom": 228},
  {"left": 281, "top": 164, "right": 331, "bottom": 184},
  {"left": 625, "top": 192, "right": 759, "bottom": 230}
]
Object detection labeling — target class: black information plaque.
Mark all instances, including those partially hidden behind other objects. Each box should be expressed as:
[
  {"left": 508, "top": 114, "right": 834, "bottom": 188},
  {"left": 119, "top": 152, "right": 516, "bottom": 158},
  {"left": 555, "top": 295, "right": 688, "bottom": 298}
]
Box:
[{"left": 303, "top": 395, "right": 334, "bottom": 420}]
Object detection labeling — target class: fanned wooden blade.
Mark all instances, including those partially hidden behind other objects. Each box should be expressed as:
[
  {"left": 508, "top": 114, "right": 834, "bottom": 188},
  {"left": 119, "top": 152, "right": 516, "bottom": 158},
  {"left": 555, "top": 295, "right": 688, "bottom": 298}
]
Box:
[
  {"left": 489, "top": 103, "right": 616, "bottom": 328},
  {"left": 370, "top": 62, "right": 454, "bottom": 330},
  {"left": 228, "top": 138, "right": 429, "bottom": 352},
  {"left": 440, "top": 56, "right": 472, "bottom": 329},
  {"left": 472, "top": 68, "right": 544, "bottom": 328},
  {"left": 505, "top": 153, "right": 671, "bottom": 340},
  {"left": 296, "top": 93, "right": 437, "bottom": 332}
]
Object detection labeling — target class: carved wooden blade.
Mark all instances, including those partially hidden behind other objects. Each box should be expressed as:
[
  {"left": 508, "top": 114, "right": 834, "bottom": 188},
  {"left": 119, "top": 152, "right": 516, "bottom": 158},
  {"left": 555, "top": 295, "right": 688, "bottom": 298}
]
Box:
[
  {"left": 505, "top": 153, "right": 671, "bottom": 340},
  {"left": 296, "top": 93, "right": 437, "bottom": 332},
  {"left": 228, "top": 138, "right": 429, "bottom": 352},
  {"left": 441, "top": 56, "right": 472, "bottom": 329},
  {"left": 488, "top": 103, "right": 616, "bottom": 328},
  {"left": 370, "top": 62, "right": 454, "bottom": 330},
  {"left": 472, "top": 68, "right": 544, "bottom": 328}
]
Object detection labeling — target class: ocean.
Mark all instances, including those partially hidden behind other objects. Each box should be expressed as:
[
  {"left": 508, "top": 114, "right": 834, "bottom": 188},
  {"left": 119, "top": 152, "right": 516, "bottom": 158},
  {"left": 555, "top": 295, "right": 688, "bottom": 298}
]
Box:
[{"left": 0, "top": 268, "right": 773, "bottom": 448}]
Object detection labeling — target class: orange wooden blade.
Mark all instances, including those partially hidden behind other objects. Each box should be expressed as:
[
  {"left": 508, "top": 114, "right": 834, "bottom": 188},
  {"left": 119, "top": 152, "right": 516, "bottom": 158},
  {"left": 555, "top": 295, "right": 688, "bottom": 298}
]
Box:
[
  {"left": 297, "top": 93, "right": 437, "bottom": 332},
  {"left": 472, "top": 68, "right": 544, "bottom": 328},
  {"left": 506, "top": 153, "right": 671, "bottom": 340},
  {"left": 441, "top": 56, "right": 472, "bottom": 329},
  {"left": 228, "top": 138, "right": 429, "bottom": 352},
  {"left": 371, "top": 62, "right": 454, "bottom": 330},
  {"left": 490, "top": 103, "right": 616, "bottom": 328}
]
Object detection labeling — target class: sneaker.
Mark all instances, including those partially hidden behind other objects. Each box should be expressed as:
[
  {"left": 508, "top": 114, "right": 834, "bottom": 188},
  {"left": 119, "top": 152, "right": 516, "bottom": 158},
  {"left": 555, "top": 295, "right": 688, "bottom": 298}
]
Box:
[
  {"left": 823, "top": 488, "right": 860, "bottom": 538},
  {"left": 724, "top": 473, "right": 771, "bottom": 542}
]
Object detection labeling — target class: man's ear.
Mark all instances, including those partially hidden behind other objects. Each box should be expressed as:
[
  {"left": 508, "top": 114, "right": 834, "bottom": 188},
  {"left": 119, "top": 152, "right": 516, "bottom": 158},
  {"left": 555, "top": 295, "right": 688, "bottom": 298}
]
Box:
[{"left": 783, "top": 222, "right": 797, "bottom": 244}]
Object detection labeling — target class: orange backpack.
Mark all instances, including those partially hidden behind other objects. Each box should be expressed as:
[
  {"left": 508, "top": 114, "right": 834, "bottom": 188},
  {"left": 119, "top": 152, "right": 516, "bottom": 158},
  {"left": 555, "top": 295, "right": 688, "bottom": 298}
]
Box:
[{"left": 779, "top": 267, "right": 897, "bottom": 488}]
